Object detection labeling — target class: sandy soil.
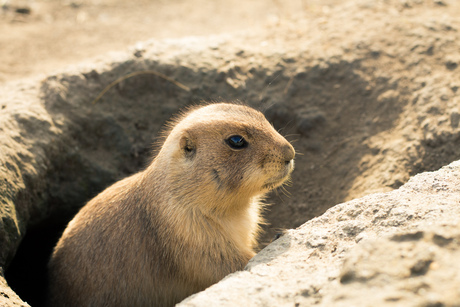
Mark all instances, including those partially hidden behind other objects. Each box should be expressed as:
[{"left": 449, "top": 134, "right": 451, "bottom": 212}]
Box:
[{"left": 0, "top": 0, "right": 338, "bottom": 82}]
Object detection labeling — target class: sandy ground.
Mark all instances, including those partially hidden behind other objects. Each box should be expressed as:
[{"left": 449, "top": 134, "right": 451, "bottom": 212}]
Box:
[{"left": 0, "top": 0, "right": 339, "bottom": 82}]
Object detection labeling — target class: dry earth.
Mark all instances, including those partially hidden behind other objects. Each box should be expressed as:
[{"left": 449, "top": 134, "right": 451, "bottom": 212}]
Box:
[
  {"left": 0, "top": 0, "right": 338, "bottom": 82},
  {"left": 1, "top": 0, "right": 460, "bottom": 306}
]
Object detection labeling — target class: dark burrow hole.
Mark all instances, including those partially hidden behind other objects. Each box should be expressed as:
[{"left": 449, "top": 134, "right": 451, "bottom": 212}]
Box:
[{"left": 5, "top": 220, "right": 69, "bottom": 307}]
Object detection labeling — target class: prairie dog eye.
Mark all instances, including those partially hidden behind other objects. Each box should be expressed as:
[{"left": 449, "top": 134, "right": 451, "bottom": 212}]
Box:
[{"left": 226, "top": 135, "right": 248, "bottom": 149}]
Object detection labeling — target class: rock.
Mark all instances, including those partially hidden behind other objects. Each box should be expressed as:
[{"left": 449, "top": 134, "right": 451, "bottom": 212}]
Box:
[
  {"left": 179, "top": 160, "right": 460, "bottom": 306},
  {"left": 0, "top": 273, "right": 29, "bottom": 307}
]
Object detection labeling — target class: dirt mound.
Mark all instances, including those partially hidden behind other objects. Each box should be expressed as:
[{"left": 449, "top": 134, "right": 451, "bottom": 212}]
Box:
[{"left": 1, "top": 0, "right": 460, "bottom": 306}]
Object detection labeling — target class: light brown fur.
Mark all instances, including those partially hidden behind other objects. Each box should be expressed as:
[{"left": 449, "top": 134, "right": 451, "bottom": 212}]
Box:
[{"left": 48, "top": 102, "right": 295, "bottom": 306}]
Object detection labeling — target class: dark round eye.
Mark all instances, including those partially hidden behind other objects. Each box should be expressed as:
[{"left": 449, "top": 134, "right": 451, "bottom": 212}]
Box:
[{"left": 226, "top": 135, "right": 248, "bottom": 149}]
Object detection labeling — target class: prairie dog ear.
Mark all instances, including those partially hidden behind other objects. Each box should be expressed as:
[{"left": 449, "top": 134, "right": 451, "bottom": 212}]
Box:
[{"left": 179, "top": 131, "right": 196, "bottom": 158}]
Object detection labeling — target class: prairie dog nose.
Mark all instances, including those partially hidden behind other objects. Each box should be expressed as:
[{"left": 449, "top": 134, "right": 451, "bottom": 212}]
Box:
[{"left": 282, "top": 143, "right": 295, "bottom": 164}]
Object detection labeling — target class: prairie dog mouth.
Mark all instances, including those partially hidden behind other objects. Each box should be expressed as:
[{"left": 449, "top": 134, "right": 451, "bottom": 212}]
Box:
[
  {"left": 262, "top": 176, "right": 290, "bottom": 190},
  {"left": 262, "top": 168, "right": 293, "bottom": 190},
  {"left": 260, "top": 157, "right": 294, "bottom": 190}
]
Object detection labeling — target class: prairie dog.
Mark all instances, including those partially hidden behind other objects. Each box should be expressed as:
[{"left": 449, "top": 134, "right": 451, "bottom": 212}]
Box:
[{"left": 48, "top": 102, "right": 295, "bottom": 306}]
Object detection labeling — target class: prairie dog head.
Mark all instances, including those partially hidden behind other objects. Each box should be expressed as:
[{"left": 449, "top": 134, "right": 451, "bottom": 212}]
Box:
[{"left": 154, "top": 103, "right": 295, "bottom": 211}]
